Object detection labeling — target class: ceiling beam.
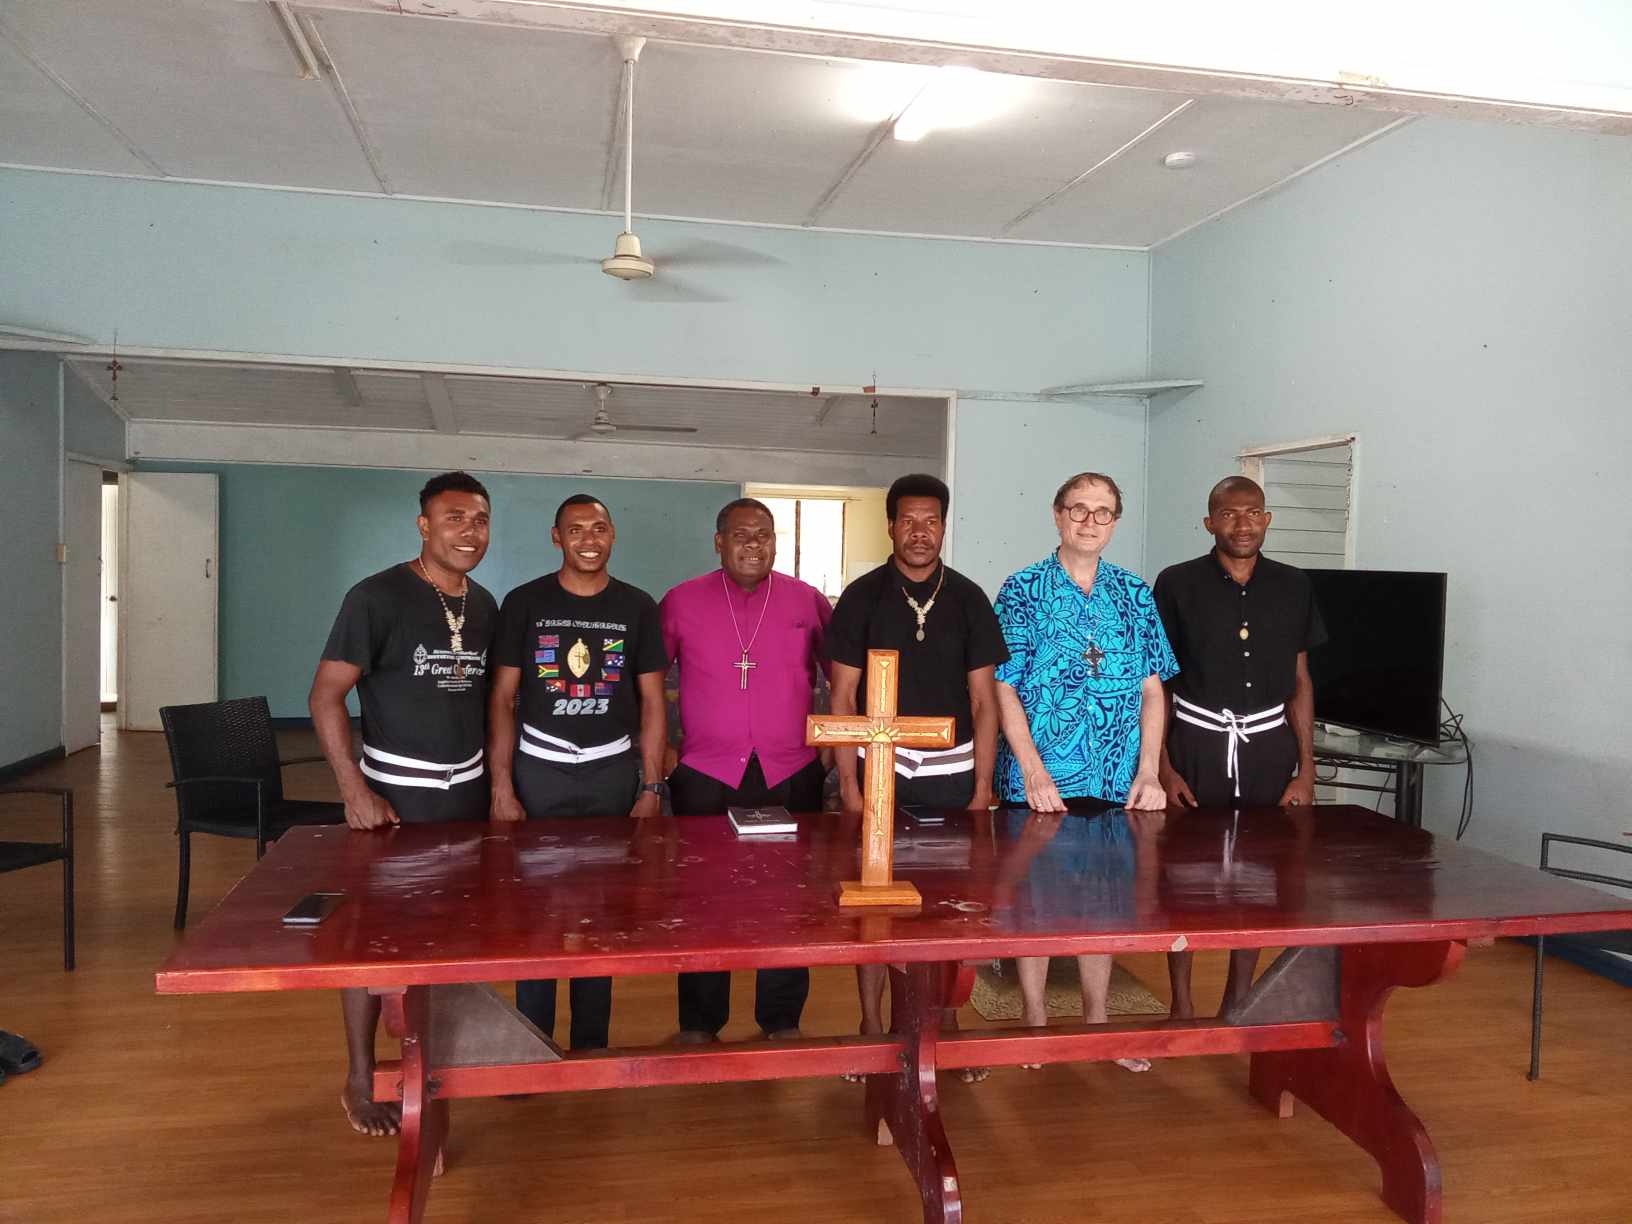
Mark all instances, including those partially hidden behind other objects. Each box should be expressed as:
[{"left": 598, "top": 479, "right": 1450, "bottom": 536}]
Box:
[
  {"left": 599, "top": 55, "right": 631, "bottom": 212},
  {"left": 0, "top": 13, "right": 168, "bottom": 175},
  {"left": 266, "top": 0, "right": 1632, "bottom": 134},
  {"left": 1001, "top": 100, "right": 1193, "bottom": 235},
  {"left": 421, "top": 373, "right": 460, "bottom": 433},
  {"left": 267, "top": 2, "right": 322, "bottom": 79},
  {"left": 298, "top": 10, "right": 395, "bottom": 193},
  {"left": 127, "top": 419, "right": 936, "bottom": 486}
]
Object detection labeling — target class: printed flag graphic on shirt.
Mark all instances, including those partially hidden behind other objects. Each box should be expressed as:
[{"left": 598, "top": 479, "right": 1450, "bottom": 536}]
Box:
[
  {"left": 539, "top": 634, "right": 560, "bottom": 648},
  {"left": 602, "top": 638, "right": 624, "bottom": 653},
  {"left": 546, "top": 679, "right": 565, "bottom": 693},
  {"left": 602, "top": 653, "right": 624, "bottom": 669},
  {"left": 534, "top": 648, "right": 556, "bottom": 663},
  {"left": 601, "top": 668, "right": 622, "bottom": 683},
  {"left": 569, "top": 683, "right": 592, "bottom": 698},
  {"left": 594, "top": 682, "right": 614, "bottom": 697},
  {"left": 538, "top": 662, "right": 559, "bottom": 679}
]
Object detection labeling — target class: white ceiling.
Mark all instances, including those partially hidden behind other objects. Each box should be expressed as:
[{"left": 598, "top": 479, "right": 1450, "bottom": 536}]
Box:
[
  {"left": 67, "top": 357, "right": 945, "bottom": 459},
  {"left": 0, "top": 0, "right": 1405, "bottom": 248}
]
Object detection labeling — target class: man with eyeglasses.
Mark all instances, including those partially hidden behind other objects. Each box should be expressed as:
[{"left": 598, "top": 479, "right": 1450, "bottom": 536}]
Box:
[
  {"left": 993, "top": 471, "right": 1177, "bottom": 1069},
  {"left": 1152, "top": 474, "right": 1325, "bottom": 1019}
]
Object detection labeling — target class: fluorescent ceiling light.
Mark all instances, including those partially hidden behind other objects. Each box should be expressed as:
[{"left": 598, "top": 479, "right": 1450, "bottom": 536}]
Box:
[{"left": 892, "top": 66, "right": 1030, "bottom": 142}]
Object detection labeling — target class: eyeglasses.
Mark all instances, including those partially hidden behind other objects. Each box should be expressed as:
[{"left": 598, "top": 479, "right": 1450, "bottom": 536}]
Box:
[
  {"left": 1211, "top": 508, "right": 1266, "bottom": 525},
  {"left": 1061, "top": 504, "right": 1117, "bottom": 525}
]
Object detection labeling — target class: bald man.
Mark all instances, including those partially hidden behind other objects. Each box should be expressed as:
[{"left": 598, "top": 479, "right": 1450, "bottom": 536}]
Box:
[{"left": 1152, "top": 475, "right": 1325, "bottom": 1018}]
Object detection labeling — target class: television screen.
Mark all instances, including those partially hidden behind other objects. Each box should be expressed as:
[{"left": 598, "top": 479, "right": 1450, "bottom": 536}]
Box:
[{"left": 1304, "top": 569, "right": 1447, "bottom": 744}]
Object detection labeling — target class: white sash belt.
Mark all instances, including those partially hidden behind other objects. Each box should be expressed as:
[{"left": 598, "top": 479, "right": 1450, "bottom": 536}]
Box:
[
  {"left": 854, "top": 739, "right": 975, "bottom": 778},
  {"left": 518, "top": 724, "right": 632, "bottom": 766},
  {"left": 1172, "top": 696, "right": 1287, "bottom": 799},
  {"left": 360, "top": 744, "right": 484, "bottom": 790}
]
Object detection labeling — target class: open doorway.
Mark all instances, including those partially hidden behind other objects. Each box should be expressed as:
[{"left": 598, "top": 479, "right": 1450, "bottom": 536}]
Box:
[{"left": 746, "top": 484, "right": 892, "bottom": 600}]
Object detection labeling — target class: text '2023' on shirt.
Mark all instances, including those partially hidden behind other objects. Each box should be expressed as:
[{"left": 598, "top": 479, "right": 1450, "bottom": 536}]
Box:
[
  {"left": 492, "top": 573, "right": 666, "bottom": 747},
  {"left": 321, "top": 563, "right": 497, "bottom": 766}
]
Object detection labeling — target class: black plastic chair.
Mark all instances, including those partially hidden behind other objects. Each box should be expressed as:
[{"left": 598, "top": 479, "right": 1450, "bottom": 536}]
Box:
[
  {"left": 1528, "top": 833, "right": 1632, "bottom": 1080},
  {"left": 0, "top": 786, "right": 74, "bottom": 970},
  {"left": 160, "top": 696, "right": 344, "bottom": 928}
]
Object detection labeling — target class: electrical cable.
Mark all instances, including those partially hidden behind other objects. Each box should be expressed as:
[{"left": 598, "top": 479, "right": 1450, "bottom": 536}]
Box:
[{"left": 1439, "top": 697, "right": 1474, "bottom": 838}]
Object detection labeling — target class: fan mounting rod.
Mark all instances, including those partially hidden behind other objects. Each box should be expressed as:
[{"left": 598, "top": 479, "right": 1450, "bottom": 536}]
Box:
[{"left": 603, "top": 36, "right": 654, "bottom": 281}]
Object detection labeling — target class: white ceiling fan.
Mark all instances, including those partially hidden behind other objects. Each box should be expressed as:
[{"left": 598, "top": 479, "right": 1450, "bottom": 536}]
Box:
[
  {"left": 602, "top": 36, "right": 656, "bottom": 281},
  {"left": 571, "top": 383, "right": 698, "bottom": 440}
]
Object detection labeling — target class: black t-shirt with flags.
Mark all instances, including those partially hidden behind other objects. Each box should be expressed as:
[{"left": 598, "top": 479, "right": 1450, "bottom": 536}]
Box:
[
  {"left": 321, "top": 563, "right": 497, "bottom": 766},
  {"left": 492, "top": 573, "right": 667, "bottom": 747}
]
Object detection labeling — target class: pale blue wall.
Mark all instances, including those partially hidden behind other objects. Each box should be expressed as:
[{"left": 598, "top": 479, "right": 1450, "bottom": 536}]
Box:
[
  {"left": 954, "top": 394, "right": 1148, "bottom": 596},
  {"left": 62, "top": 366, "right": 124, "bottom": 461},
  {"left": 1150, "top": 117, "right": 1632, "bottom": 868},
  {"left": 137, "top": 463, "right": 733, "bottom": 717},
  {"left": 0, "top": 166, "right": 1155, "bottom": 725},
  {"left": 0, "top": 168, "right": 1146, "bottom": 392},
  {"left": 0, "top": 352, "right": 63, "bottom": 766}
]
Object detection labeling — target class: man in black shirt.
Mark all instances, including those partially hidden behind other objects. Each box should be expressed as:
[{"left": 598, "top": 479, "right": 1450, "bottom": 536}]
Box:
[
  {"left": 1152, "top": 475, "right": 1325, "bottom": 1018},
  {"left": 826, "top": 474, "right": 1007, "bottom": 1071},
  {"left": 309, "top": 471, "right": 498, "bottom": 1137},
  {"left": 488, "top": 494, "right": 668, "bottom": 1049}
]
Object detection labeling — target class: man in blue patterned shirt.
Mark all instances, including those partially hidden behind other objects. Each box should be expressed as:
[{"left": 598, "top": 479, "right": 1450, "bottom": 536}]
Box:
[{"left": 994, "top": 470, "right": 1177, "bottom": 1069}]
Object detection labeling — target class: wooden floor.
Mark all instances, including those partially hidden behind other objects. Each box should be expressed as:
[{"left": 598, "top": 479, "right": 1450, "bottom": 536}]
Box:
[{"left": 3, "top": 720, "right": 1630, "bottom": 1223}]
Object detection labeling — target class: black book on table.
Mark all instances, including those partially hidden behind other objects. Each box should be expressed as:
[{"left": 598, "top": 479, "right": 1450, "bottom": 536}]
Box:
[{"left": 728, "top": 806, "right": 797, "bottom": 835}]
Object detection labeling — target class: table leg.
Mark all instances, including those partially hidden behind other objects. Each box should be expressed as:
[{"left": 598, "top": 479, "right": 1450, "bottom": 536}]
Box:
[
  {"left": 380, "top": 987, "right": 447, "bottom": 1224},
  {"left": 1249, "top": 940, "right": 1465, "bottom": 1224},
  {"left": 865, "top": 962, "right": 972, "bottom": 1224}
]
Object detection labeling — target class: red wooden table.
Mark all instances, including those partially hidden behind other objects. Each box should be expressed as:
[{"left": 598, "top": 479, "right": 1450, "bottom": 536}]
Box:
[{"left": 156, "top": 806, "right": 1632, "bottom": 1224}]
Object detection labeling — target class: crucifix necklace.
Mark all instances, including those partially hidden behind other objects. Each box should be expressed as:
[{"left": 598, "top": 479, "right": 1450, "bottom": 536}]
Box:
[
  {"left": 1082, "top": 641, "right": 1107, "bottom": 678},
  {"left": 416, "top": 559, "right": 469, "bottom": 675},
  {"left": 722, "top": 570, "right": 773, "bottom": 689},
  {"left": 900, "top": 564, "right": 946, "bottom": 642}
]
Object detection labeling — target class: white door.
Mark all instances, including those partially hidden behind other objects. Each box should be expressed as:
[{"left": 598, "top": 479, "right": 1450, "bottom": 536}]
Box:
[
  {"left": 100, "top": 481, "right": 120, "bottom": 703},
  {"left": 62, "top": 461, "right": 105, "bottom": 753},
  {"left": 120, "top": 472, "right": 219, "bottom": 731}
]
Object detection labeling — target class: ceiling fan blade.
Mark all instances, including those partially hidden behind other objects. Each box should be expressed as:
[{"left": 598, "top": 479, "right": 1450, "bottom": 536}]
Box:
[
  {"left": 444, "top": 241, "right": 596, "bottom": 268},
  {"left": 622, "top": 276, "right": 727, "bottom": 304},
  {"left": 657, "top": 239, "right": 784, "bottom": 270},
  {"left": 611, "top": 422, "right": 699, "bottom": 434}
]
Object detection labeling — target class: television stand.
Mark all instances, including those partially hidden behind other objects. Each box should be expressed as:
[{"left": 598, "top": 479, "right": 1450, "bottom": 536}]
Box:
[{"left": 1311, "top": 725, "right": 1468, "bottom": 828}]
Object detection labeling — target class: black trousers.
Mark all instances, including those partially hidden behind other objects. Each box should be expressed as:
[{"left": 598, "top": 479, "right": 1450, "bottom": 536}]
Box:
[
  {"left": 366, "top": 773, "right": 489, "bottom": 824},
  {"left": 893, "top": 767, "right": 975, "bottom": 810},
  {"left": 1168, "top": 716, "right": 1298, "bottom": 808},
  {"left": 669, "top": 754, "right": 825, "bottom": 1035},
  {"left": 512, "top": 751, "right": 641, "bottom": 1050}
]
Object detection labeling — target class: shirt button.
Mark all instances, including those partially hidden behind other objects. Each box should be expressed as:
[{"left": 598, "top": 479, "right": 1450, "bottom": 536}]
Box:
[
  {"left": 1246, "top": 682, "right": 1253, "bottom": 688},
  {"left": 1243, "top": 651, "right": 1251, "bottom": 657}
]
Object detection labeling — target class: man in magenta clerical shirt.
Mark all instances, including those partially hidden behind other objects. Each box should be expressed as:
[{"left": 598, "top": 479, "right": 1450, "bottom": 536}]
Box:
[{"left": 660, "top": 497, "right": 833, "bottom": 1042}]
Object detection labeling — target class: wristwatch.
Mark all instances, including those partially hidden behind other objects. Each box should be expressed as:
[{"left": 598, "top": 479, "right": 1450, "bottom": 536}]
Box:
[{"left": 641, "top": 781, "right": 670, "bottom": 799}]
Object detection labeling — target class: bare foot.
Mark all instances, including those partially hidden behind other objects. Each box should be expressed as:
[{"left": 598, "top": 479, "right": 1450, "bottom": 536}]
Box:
[
  {"left": 958, "top": 1066, "right": 991, "bottom": 1084},
  {"left": 843, "top": 1019, "right": 884, "bottom": 1082},
  {"left": 670, "top": 1029, "right": 718, "bottom": 1046},
  {"left": 341, "top": 1079, "right": 401, "bottom": 1137},
  {"left": 1114, "top": 1057, "right": 1152, "bottom": 1073},
  {"left": 433, "top": 1148, "right": 446, "bottom": 1178}
]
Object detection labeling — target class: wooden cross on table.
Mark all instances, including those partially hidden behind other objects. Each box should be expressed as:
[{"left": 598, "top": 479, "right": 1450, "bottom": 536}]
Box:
[{"left": 806, "top": 649, "right": 955, "bottom": 907}]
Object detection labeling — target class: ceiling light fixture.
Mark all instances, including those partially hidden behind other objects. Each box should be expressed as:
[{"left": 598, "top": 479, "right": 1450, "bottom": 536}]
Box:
[
  {"left": 1162, "top": 150, "right": 1200, "bottom": 169},
  {"left": 891, "top": 66, "right": 1028, "bottom": 143}
]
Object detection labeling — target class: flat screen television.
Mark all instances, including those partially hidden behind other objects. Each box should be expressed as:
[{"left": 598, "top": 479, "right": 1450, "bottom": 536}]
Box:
[{"left": 1304, "top": 569, "right": 1447, "bottom": 745}]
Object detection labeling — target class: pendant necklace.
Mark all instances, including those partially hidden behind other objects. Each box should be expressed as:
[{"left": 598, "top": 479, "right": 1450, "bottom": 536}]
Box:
[
  {"left": 901, "top": 564, "right": 945, "bottom": 643},
  {"left": 416, "top": 558, "right": 469, "bottom": 677},
  {"left": 722, "top": 570, "right": 773, "bottom": 690}
]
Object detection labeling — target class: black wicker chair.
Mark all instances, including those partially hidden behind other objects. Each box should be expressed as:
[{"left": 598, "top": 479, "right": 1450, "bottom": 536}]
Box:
[
  {"left": 159, "top": 696, "right": 344, "bottom": 928},
  {"left": 1528, "top": 833, "right": 1632, "bottom": 1080},
  {"left": 0, "top": 786, "right": 74, "bottom": 970}
]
